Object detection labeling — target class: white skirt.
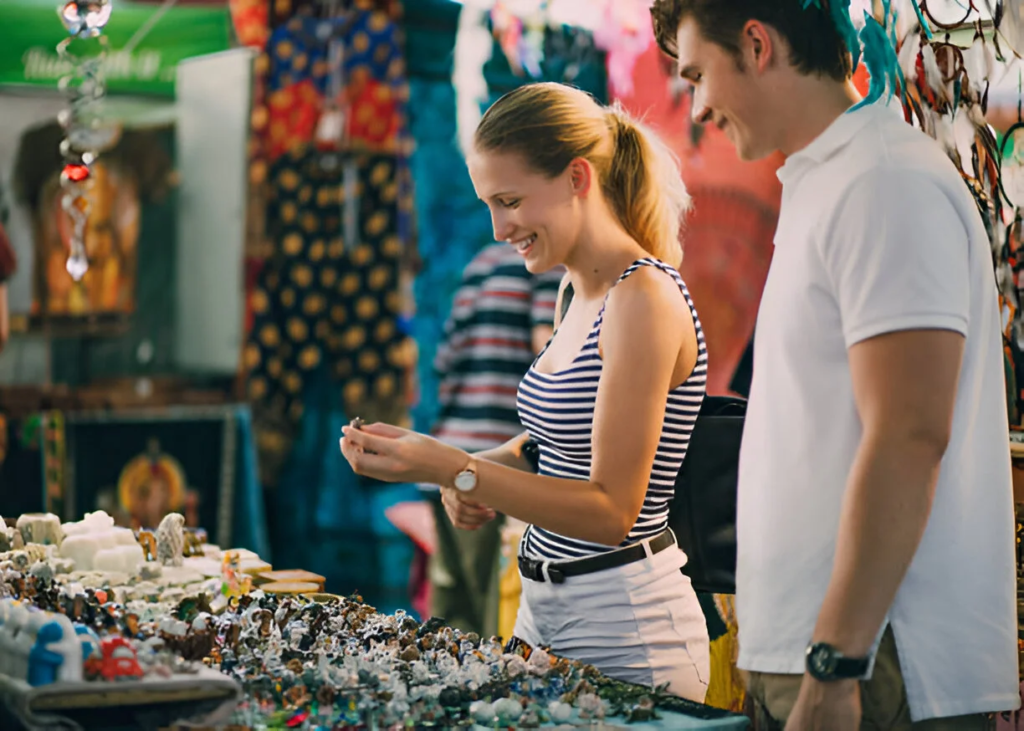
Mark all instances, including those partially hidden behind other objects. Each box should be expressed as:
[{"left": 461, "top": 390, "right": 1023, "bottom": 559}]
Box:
[{"left": 512, "top": 539, "right": 710, "bottom": 702}]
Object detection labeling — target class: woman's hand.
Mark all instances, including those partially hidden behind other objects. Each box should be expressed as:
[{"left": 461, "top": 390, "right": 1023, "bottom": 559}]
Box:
[
  {"left": 441, "top": 486, "right": 496, "bottom": 530},
  {"left": 339, "top": 422, "right": 470, "bottom": 486}
]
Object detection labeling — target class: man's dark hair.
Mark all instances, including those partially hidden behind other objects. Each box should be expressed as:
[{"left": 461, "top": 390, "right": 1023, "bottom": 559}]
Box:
[{"left": 651, "top": 0, "right": 853, "bottom": 81}]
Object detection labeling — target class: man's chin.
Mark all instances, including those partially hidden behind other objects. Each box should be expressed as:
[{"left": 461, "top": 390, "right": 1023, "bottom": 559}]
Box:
[{"left": 735, "top": 140, "right": 774, "bottom": 163}]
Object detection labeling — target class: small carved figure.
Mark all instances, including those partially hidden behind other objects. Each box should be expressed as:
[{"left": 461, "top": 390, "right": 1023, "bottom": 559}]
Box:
[{"left": 155, "top": 513, "right": 185, "bottom": 567}]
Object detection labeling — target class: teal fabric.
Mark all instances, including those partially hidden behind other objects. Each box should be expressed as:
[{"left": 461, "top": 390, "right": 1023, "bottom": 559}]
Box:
[{"left": 269, "top": 366, "right": 419, "bottom": 614}]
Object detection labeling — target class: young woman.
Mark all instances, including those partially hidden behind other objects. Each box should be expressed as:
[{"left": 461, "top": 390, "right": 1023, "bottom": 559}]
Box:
[{"left": 340, "top": 82, "right": 710, "bottom": 701}]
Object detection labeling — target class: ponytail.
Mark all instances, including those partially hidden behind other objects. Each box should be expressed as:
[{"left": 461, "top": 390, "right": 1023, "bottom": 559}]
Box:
[{"left": 604, "top": 104, "right": 689, "bottom": 268}]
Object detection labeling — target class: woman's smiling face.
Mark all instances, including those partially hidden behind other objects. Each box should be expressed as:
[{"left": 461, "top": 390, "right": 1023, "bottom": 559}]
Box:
[{"left": 467, "top": 149, "right": 581, "bottom": 274}]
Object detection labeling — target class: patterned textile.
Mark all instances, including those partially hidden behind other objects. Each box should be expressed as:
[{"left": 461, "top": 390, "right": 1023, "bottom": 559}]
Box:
[
  {"left": 246, "top": 145, "right": 409, "bottom": 482},
  {"left": 263, "top": 7, "right": 405, "bottom": 159},
  {"left": 518, "top": 259, "right": 708, "bottom": 561},
  {"left": 229, "top": 0, "right": 270, "bottom": 50}
]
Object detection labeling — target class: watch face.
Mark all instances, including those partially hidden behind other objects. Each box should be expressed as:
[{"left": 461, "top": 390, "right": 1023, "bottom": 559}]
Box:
[
  {"left": 454, "top": 471, "right": 476, "bottom": 492},
  {"left": 807, "top": 643, "right": 838, "bottom": 679}
]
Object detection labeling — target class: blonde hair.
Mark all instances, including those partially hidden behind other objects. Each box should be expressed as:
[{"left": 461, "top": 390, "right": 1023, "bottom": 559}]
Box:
[{"left": 473, "top": 82, "right": 690, "bottom": 267}]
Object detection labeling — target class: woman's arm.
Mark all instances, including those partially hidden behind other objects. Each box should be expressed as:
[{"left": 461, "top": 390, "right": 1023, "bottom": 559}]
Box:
[
  {"left": 474, "top": 431, "right": 533, "bottom": 472},
  {"left": 342, "top": 267, "right": 694, "bottom": 546}
]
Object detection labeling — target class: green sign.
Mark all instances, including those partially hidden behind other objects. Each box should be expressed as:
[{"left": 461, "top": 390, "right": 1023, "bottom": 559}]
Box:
[{"left": 0, "top": 1, "right": 232, "bottom": 97}]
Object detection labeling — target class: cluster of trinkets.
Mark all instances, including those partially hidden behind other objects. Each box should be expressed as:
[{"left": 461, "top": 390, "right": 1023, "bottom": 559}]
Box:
[
  {"left": 0, "top": 510, "right": 694, "bottom": 727},
  {"left": 205, "top": 592, "right": 671, "bottom": 729}
]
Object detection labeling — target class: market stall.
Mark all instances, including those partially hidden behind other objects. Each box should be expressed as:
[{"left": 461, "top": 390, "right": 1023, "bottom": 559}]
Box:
[{"left": 0, "top": 510, "right": 750, "bottom": 730}]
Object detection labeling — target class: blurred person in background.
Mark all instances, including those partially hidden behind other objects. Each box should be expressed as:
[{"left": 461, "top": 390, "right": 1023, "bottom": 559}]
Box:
[{"left": 425, "top": 242, "right": 561, "bottom": 637}]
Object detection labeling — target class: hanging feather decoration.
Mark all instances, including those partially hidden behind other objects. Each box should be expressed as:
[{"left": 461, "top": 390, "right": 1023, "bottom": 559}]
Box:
[{"left": 851, "top": 13, "right": 902, "bottom": 110}]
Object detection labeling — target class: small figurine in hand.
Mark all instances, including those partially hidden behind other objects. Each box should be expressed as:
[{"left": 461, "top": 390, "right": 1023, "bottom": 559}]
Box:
[{"left": 156, "top": 513, "right": 185, "bottom": 567}]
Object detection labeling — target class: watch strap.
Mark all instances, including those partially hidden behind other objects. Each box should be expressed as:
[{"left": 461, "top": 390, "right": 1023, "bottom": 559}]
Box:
[{"left": 833, "top": 654, "right": 870, "bottom": 679}]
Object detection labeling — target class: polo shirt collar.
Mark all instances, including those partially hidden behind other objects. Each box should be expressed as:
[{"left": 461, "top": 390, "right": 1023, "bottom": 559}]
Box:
[{"left": 776, "top": 100, "right": 892, "bottom": 185}]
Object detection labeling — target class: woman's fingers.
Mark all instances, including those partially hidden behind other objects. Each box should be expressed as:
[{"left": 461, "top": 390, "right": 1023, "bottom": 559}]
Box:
[
  {"left": 441, "top": 488, "right": 495, "bottom": 529},
  {"left": 359, "top": 422, "right": 408, "bottom": 438}
]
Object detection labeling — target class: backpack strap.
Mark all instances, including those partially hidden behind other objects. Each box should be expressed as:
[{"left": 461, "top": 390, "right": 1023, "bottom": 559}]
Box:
[{"left": 558, "top": 281, "right": 574, "bottom": 325}]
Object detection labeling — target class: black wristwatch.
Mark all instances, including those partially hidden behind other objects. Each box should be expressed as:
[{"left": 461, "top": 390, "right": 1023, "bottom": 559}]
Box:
[{"left": 805, "top": 642, "right": 870, "bottom": 682}]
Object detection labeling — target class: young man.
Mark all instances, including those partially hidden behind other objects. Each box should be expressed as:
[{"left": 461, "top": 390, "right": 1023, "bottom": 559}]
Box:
[
  {"left": 425, "top": 242, "right": 561, "bottom": 637},
  {"left": 651, "top": 1, "right": 1019, "bottom": 729}
]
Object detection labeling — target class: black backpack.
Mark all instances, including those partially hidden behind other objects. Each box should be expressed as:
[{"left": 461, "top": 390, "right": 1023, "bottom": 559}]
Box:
[
  {"left": 669, "top": 395, "right": 744, "bottom": 595},
  {"left": 555, "top": 283, "right": 743, "bottom": 595}
]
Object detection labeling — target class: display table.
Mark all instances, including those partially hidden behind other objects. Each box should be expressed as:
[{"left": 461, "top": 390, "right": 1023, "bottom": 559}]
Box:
[
  {"left": 0, "top": 507, "right": 750, "bottom": 731},
  {"left": 0, "top": 670, "right": 240, "bottom": 731}
]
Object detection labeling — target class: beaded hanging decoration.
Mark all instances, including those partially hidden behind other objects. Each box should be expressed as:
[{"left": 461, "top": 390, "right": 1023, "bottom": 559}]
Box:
[{"left": 55, "top": 1, "right": 114, "bottom": 282}]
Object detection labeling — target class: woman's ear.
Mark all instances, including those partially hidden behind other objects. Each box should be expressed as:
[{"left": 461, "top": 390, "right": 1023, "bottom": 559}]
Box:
[{"left": 569, "top": 158, "right": 593, "bottom": 196}]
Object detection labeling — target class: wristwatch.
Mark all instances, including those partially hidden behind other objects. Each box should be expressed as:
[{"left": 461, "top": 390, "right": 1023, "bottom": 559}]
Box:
[
  {"left": 453, "top": 458, "right": 478, "bottom": 492},
  {"left": 805, "top": 642, "right": 870, "bottom": 682}
]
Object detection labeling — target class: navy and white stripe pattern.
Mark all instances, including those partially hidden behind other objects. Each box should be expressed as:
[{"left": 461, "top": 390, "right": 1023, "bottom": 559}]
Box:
[{"left": 517, "top": 258, "right": 708, "bottom": 561}]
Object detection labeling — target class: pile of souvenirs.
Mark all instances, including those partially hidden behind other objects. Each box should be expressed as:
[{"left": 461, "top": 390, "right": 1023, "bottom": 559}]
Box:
[{"left": 0, "top": 511, "right": 708, "bottom": 729}]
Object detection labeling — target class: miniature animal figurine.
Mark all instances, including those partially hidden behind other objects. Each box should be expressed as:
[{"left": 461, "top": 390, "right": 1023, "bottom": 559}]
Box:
[{"left": 156, "top": 513, "right": 185, "bottom": 567}]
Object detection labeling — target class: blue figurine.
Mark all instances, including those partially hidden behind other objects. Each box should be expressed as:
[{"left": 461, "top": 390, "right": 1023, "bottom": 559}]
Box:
[{"left": 28, "top": 622, "right": 66, "bottom": 687}]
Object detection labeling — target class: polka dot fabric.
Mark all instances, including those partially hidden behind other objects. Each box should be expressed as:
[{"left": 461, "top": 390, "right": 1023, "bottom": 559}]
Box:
[{"left": 246, "top": 146, "right": 406, "bottom": 424}]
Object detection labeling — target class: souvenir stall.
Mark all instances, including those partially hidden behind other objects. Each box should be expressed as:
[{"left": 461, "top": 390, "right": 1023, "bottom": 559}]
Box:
[
  {"left": 0, "top": 0, "right": 271, "bottom": 586},
  {"left": 0, "top": 506, "right": 751, "bottom": 729}
]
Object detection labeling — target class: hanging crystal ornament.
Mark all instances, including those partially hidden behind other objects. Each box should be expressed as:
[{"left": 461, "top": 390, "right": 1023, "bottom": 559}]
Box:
[{"left": 56, "top": 0, "right": 113, "bottom": 282}]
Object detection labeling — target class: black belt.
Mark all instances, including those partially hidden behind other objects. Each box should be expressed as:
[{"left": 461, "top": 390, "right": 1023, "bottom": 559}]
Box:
[{"left": 518, "top": 529, "right": 675, "bottom": 584}]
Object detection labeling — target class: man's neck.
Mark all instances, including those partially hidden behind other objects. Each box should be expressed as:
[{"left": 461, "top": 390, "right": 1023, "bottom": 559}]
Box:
[{"left": 776, "top": 78, "right": 862, "bottom": 157}]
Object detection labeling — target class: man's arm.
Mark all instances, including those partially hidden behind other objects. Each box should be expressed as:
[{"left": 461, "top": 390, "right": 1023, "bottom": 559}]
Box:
[{"left": 812, "top": 328, "right": 964, "bottom": 656}]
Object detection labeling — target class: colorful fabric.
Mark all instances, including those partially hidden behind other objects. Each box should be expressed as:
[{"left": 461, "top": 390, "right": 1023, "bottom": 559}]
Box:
[
  {"left": 246, "top": 144, "right": 407, "bottom": 449},
  {"left": 266, "top": 9, "right": 402, "bottom": 96},
  {"left": 229, "top": 0, "right": 270, "bottom": 50},
  {"left": 406, "top": 78, "right": 496, "bottom": 433},
  {"left": 265, "top": 79, "right": 323, "bottom": 161}
]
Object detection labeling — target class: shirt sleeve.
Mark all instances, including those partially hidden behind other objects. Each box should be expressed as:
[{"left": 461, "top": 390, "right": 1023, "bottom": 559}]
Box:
[
  {"left": 0, "top": 222, "right": 17, "bottom": 284},
  {"left": 819, "top": 168, "right": 971, "bottom": 348},
  {"left": 530, "top": 266, "right": 564, "bottom": 329}
]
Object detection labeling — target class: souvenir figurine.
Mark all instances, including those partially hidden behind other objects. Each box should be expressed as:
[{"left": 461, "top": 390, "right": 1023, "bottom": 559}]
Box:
[
  {"left": 220, "top": 551, "right": 252, "bottom": 598},
  {"left": 16, "top": 513, "right": 64, "bottom": 547},
  {"left": 99, "top": 636, "right": 144, "bottom": 681},
  {"left": 27, "top": 614, "right": 81, "bottom": 686},
  {"left": 156, "top": 513, "right": 185, "bottom": 567},
  {"left": 136, "top": 530, "right": 158, "bottom": 562},
  {"left": 75, "top": 625, "right": 102, "bottom": 678}
]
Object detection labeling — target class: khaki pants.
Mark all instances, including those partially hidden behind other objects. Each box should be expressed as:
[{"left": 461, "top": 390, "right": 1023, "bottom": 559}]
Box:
[
  {"left": 746, "top": 627, "right": 995, "bottom": 731},
  {"left": 427, "top": 495, "right": 502, "bottom": 638}
]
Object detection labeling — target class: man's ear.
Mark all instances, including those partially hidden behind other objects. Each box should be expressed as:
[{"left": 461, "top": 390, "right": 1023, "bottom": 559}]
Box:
[{"left": 741, "top": 20, "right": 775, "bottom": 73}]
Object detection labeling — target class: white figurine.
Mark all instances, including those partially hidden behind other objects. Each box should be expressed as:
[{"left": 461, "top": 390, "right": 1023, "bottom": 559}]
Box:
[
  {"left": 156, "top": 513, "right": 185, "bottom": 567},
  {"left": 16, "top": 513, "right": 63, "bottom": 547}
]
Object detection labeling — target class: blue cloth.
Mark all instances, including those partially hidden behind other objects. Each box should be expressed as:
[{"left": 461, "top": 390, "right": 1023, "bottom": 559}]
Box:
[
  {"left": 232, "top": 407, "right": 271, "bottom": 560},
  {"left": 407, "top": 78, "right": 495, "bottom": 433},
  {"left": 269, "top": 367, "right": 419, "bottom": 614}
]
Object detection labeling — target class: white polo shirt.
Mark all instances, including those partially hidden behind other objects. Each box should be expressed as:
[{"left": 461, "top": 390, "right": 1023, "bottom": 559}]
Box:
[{"left": 735, "top": 101, "right": 1020, "bottom": 721}]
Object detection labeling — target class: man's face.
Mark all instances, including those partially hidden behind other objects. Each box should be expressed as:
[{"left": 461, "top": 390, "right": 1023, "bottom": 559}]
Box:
[{"left": 674, "top": 17, "right": 773, "bottom": 161}]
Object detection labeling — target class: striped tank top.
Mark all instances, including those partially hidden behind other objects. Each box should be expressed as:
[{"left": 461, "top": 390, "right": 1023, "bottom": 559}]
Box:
[{"left": 516, "top": 258, "right": 708, "bottom": 561}]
